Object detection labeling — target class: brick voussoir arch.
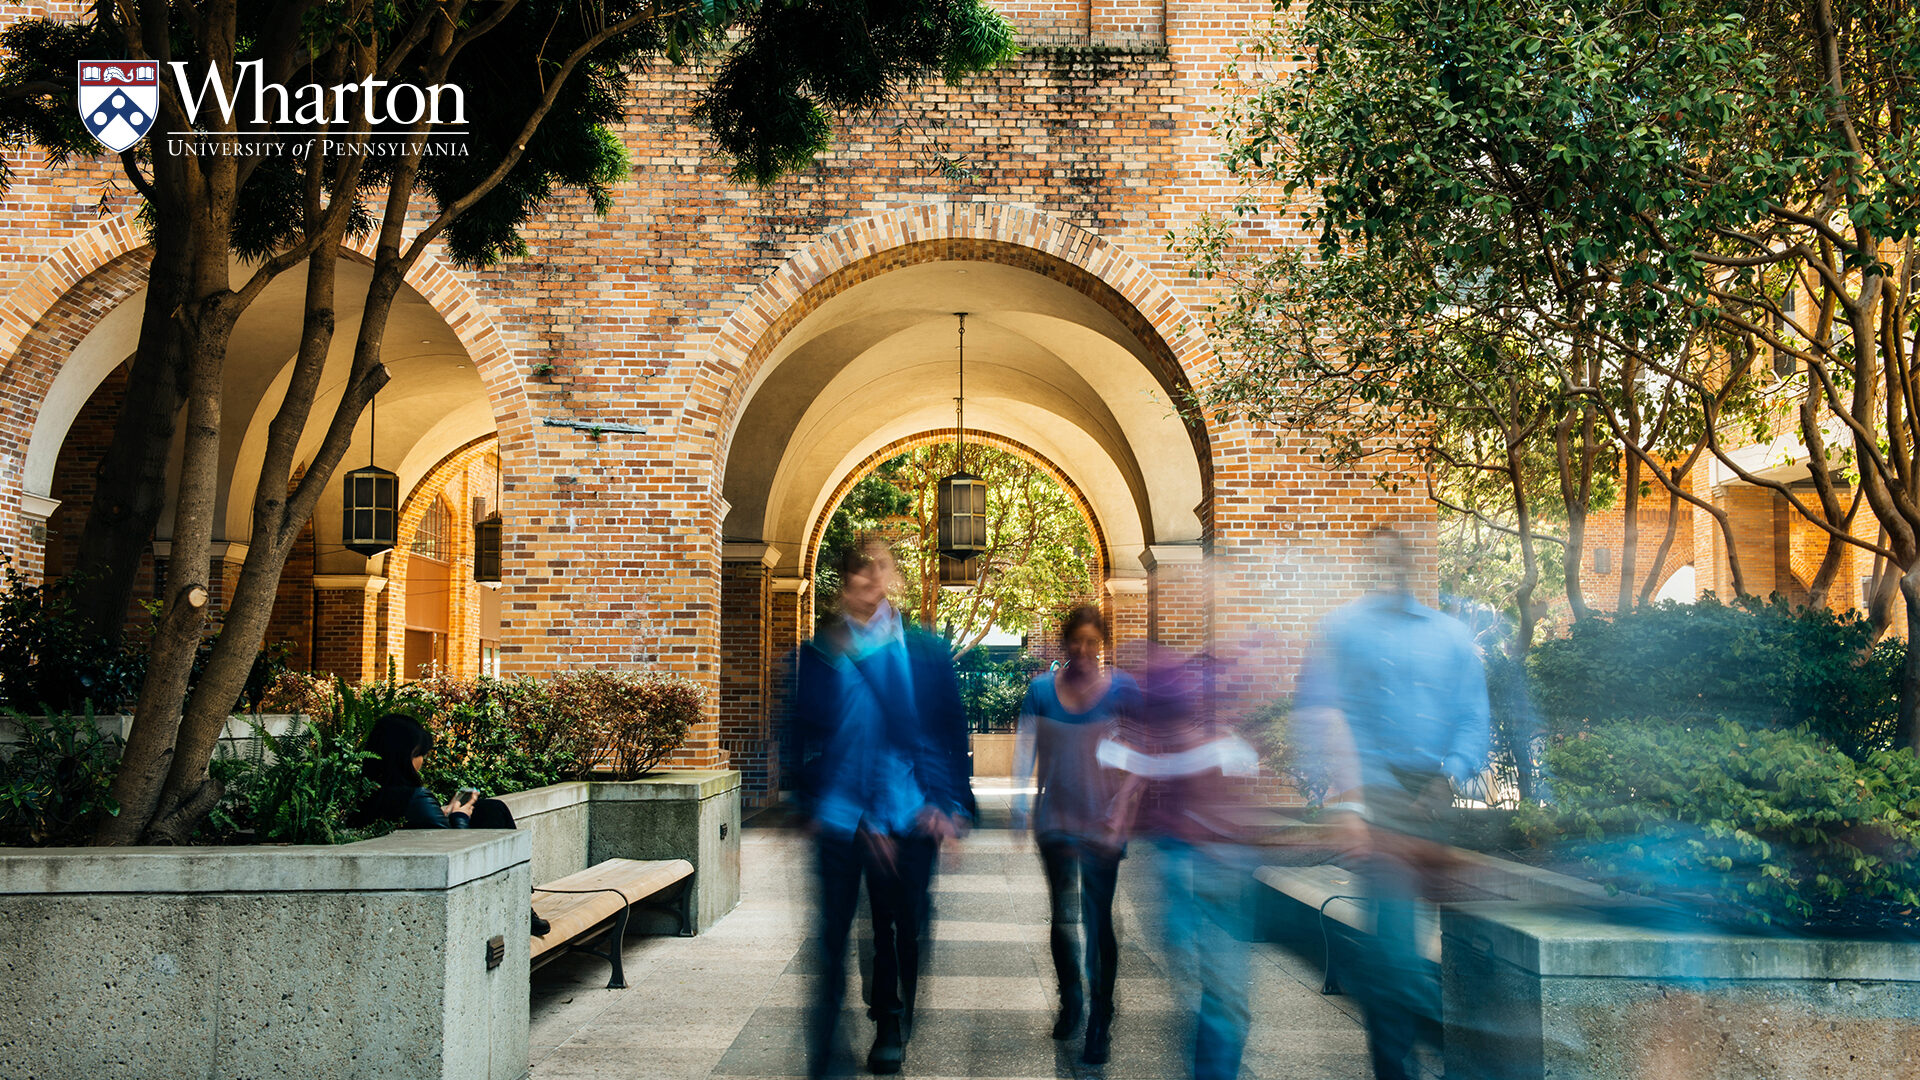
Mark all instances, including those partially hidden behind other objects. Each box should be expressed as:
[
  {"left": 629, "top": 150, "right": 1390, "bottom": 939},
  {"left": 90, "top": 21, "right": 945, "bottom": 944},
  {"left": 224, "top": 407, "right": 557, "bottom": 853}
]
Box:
[
  {"left": 1, "top": 212, "right": 532, "bottom": 495},
  {"left": 699, "top": 203, "right": 1217, "bottom": 483},
  {"left": 802, "top": 429, "right": 1113, "bottom": 588}
]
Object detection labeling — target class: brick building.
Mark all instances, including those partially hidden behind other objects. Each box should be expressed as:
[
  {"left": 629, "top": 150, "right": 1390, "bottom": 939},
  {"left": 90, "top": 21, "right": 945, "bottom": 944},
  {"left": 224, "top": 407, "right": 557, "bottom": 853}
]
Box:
[{"left": 0, "top": 0, "right": 1440, "bottom": 805}]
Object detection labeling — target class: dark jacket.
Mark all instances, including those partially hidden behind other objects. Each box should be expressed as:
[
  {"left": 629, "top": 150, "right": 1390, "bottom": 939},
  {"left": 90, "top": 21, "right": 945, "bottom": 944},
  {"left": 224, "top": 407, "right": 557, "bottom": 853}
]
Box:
[
  {"left": 792, "top": 622, "right": 976, "bottom": 824},
  {"left": 356, "top": 785, "right": 469, "bottom": 830}
]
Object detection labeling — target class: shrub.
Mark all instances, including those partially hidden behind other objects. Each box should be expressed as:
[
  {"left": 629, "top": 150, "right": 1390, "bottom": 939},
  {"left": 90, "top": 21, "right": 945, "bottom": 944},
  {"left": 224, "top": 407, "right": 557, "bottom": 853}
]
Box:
[
  {"left": 407, "top": 672, "right": 598, "bottom": 796},
  {"left": 0, "top": 706, "right": 122, "bottom": 844},
  {"left": 213, "top": 679, "right": 403, "bottom": 844},
  {"left": 0, "top": 563, "right": 144, "bottom": 715},
  {"left": 1528, "top": 595, "right": 1901, "bottom": 758},
  {"left": 547, "top": 669, "right": 701, "bottom": 779},
  {"left": 1529, "top": 720, "right": 1920, "bottom": 931}
]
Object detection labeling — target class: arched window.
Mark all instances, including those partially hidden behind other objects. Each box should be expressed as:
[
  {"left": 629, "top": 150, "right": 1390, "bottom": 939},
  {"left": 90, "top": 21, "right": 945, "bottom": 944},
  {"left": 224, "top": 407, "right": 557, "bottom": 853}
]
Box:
[{"left": 411, "top": 496, "right": 451, "bottom": 561}]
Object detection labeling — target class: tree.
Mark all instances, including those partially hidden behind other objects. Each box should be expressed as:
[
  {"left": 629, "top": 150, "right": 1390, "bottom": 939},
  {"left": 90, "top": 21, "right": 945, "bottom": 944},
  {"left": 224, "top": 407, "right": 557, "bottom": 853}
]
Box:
[
  {"left": 816, "top": 444, "right": 1098, "bottom": 655},
  {"left": 0, "top": 0, "right": 1015, "bottom": 844}
]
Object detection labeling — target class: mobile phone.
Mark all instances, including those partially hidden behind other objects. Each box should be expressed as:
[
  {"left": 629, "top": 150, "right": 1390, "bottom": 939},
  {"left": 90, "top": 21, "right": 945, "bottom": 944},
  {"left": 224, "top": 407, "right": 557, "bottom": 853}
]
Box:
[{"left": 457, "top": 787, "right": 481, "bottom": 803}]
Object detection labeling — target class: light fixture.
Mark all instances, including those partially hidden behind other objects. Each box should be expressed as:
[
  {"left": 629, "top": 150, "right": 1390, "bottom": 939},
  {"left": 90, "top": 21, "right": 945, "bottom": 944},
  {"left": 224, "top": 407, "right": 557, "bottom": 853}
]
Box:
[
  {"left": 343, "top": 389, "right": 398, "bottom": 558},
  {"left": 474, "top": 447, "right": 502, "bottom": 587},
  {"left": 937, "top": 312, "right": 987, "bottom": 590}
]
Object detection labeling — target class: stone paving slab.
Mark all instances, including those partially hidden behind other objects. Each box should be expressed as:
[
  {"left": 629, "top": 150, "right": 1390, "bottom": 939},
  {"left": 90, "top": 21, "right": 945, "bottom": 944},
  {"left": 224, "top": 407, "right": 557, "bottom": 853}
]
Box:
[{"left": 529, "top": 799, "right": 1388, "bottom": 1080}]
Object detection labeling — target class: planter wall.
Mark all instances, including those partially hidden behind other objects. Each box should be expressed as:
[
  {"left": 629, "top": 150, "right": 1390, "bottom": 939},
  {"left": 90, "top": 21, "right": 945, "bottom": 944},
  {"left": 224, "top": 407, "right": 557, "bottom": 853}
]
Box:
[
  {"left": 497, "top": 770, "right": 741, "bottom": 934},
  {"left": 0, "top": 830, "right": 531, "bottom": 1080},
  {"left": 0, "top": 713, "right": 304, "bottom": 762},
  {"left": 970, "top": 732, "right": 1017, "bottom": 777},
  {"left": 1442, "top": 900, "right": 1920, "bottom": 1080}
]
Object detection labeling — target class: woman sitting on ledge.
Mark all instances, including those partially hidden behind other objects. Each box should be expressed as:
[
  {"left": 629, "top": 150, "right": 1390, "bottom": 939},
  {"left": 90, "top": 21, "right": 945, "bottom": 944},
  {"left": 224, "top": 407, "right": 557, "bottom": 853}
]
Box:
[{"left": 353, "top": 712, "right": 517, "bottom": 830}]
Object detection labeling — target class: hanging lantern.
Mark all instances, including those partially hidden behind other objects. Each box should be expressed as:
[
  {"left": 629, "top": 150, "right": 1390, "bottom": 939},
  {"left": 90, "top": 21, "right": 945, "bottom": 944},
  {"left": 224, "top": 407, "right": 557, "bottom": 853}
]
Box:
[
  {"left": 473, "top": 450, "right": 503, "bottom": 586},
  {"left": 343, "top": 392, "right": 397, "bottom": 557},
  {"left": 936, "top": 312, "right": 989, "bottom": 579},
  {"left": 938, "top": 553, "right": 981, "bottom": 591},
  {"left": 472, "top": 512, "right": 502, "bottom": 586}
]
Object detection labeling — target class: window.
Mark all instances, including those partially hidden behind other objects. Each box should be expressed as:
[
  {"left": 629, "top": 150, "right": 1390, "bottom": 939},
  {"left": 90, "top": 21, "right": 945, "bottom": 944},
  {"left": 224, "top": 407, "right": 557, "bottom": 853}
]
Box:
[{"left": 411, "top": 497, "right": 451, "bottom": 560}]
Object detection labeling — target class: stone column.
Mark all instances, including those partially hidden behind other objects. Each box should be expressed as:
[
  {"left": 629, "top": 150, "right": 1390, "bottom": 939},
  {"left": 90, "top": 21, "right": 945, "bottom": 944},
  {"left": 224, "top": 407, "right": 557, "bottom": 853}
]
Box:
[
  {"left": 312, "top": 574, "right": 387, "bottom": 682},
  {"left": 17, "top": 492, "right": 57, "bottom": 584},
  {"left": 1143, "top": 544, "right": 1209, "bottom": 652},
  {"left": 719, "top": 543, "right": 778, "bottom": 805}
]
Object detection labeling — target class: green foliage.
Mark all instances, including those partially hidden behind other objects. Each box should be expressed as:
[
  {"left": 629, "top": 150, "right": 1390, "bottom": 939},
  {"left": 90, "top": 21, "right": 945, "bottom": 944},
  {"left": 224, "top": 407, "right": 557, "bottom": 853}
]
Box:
[
  {"left": 1528, "top": 596, "right": 1901, "bottom": 759},
  {"left": 546, "top": 669, "right": 702, "bottom": 779},
  {"left": 955, "top": 650, "right": 1040, "bottom": 732},
  {"left": 0, "top": 562, "right": 145, "bottom": 715},
  {"left": 816, "top": 444, "right": 1099, "bottom": 654},
  {"left": 1246, "top": 695, "right": 1337, "bottom": 809},
  {"left": 216, "top": 678, "right": 399, "bottom": 845},
  {"left": 0, "top": 706, "right": 122, "bottom": 845},
  {"left": 408, "top": 672, "right": 600, "bottom": 796},
  {"left": 1530, "top": 721, "right": 1920, "bottom": 931}
]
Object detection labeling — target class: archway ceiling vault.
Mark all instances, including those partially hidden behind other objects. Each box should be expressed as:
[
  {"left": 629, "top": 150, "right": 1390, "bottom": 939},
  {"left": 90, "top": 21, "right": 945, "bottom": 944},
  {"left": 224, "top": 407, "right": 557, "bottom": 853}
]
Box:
[{"left": 724, "top": 260, "right": 1204, "bottom": 573}]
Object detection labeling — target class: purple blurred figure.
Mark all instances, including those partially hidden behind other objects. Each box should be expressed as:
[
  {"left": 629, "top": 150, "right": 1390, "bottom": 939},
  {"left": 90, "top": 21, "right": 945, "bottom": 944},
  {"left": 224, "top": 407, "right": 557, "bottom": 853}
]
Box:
[{"left": 1102, "top": 641, "right": 1261, "bottom": 1080}]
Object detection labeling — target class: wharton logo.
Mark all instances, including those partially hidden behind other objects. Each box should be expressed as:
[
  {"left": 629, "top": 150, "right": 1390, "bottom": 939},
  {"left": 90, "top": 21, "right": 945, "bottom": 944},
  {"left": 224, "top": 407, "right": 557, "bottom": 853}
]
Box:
[{"left": 79, "top": 61, "right": 159, "bottom": 152}]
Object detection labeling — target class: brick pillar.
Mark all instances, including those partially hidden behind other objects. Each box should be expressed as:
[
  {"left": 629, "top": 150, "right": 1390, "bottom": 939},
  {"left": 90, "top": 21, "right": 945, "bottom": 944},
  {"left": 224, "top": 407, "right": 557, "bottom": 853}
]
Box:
[
  {"left": 769, "top": 575, "right": 810, "bottom": 800},
  {"left": 720, "top": 543, "right": 777, "bottom": 805},
  {"left": 17, "top": 493, "right": 57, "bottom": 585},
  {"left": 312, "top": 575, "right": 386, "bottom": 682},
  {"left": 1143, "top": 544, "right": 1209, "bottom": 652},
  {"left": 1103, "top": 575, "right": 1148, "bottom": 665}
]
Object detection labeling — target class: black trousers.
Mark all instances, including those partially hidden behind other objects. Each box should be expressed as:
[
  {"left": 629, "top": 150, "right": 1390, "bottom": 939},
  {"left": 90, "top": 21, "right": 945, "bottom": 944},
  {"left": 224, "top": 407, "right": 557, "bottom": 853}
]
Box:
[
  {"left": 808, "top": 829, "right": 937, "bottom": 1078},
  {"left": 1039, "top": 838, "right": 1121, "bottom": 1016}
]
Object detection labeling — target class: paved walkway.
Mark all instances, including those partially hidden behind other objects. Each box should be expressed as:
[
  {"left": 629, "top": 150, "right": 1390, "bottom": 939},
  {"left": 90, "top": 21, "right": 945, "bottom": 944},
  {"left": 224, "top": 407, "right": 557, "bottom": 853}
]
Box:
[{"left": 528, "top": 794, "right": 1378, "bottom": 1079}]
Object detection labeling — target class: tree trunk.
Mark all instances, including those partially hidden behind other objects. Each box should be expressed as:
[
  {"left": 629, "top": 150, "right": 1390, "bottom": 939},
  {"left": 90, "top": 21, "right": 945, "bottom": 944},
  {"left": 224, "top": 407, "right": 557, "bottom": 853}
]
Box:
[
  {"left": 70, "top": 189, "right": 194, "bottom": 642},
  {"left": 93, "top": 298, "right": 240, "bottom": 845}
]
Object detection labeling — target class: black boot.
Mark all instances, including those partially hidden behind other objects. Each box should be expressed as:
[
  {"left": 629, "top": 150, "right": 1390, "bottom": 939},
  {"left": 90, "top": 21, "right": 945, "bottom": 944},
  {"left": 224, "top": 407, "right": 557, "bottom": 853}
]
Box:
[
  {"left": 531, "top": 910, "right": 551, "bottom": 936},
  {"left": 1052, "top": 986, "right": 1084, "bottom": 1040},
  {"left": 1081, "top": 1003, "right": 1112, "bottom": 1066},
  {"left": 868, "top": 1013, "right": 905, "bottom": 1075}
]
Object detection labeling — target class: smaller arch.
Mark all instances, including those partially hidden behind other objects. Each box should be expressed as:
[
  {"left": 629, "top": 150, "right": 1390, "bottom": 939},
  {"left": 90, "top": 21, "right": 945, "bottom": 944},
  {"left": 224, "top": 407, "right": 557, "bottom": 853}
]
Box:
[
  {"left": 378, "top": 434, "right": 498, "bottom": 678},
  {"left": 802, "top": 429, "right": 1112, "bottom": 589}
]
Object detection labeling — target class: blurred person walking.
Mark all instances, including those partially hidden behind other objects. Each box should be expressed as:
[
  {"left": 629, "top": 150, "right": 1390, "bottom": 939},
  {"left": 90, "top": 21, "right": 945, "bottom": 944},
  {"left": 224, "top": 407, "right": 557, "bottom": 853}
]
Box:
[
  {"left": 1102, "top": 641, "right": 1261, "bottom": 1080},
  {"left": 1012, "top": 605, "right": 1140, "bottom": 1064},
  {"left": 1295, "top": 527, "right": 1491, "bottom": 1080},
  {"left": 793, "top": 537, "right": 975, "bottom": 1078}
]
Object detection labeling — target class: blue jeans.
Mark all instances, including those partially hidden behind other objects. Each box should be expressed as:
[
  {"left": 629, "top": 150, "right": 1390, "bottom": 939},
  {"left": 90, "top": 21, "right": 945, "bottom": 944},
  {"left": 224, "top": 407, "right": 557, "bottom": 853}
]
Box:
[{"left": 1155, "top": 838, "right": 1253, "bottom": 1080}]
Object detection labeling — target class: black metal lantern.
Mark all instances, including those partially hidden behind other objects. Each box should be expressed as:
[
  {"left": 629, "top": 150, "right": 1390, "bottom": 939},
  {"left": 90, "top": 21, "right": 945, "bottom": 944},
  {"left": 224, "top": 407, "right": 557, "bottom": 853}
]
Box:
[
  {"left": 473, "top": 449, "right": 503, "bottom": 586},
  {"left": 343, "top": 392, "right": 397, "bottom": 557},
  {"left": 936, "top": 312, "right": 989, "bottom": 580},
  {"left": 472, "top": 512, "right": 502, "bottom": 585}
]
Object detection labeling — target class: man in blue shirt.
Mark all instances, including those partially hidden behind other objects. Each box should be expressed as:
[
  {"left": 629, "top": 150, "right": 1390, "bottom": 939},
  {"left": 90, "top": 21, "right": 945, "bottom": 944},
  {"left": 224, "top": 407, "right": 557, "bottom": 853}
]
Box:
[
  {"left": 1295, "top": 527, "right": 1491, "bottom": 1080},
  {"left": 794, "top": 538, "right": 974, "bottom": 1078}
]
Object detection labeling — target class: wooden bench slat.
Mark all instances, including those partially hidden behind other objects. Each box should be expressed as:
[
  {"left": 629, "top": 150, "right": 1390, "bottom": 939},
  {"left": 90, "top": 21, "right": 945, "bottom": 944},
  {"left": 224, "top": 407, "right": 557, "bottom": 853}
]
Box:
[{"left": 530, "top": 858, "right": 694, "bottom": 961}]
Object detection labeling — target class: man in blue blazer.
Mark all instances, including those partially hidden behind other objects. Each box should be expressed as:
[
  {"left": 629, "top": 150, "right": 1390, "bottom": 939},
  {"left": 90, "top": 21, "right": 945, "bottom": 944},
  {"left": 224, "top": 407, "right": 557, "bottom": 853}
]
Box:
[{"left": 794, "top": 537, "right": 974, "bottom": 1078}]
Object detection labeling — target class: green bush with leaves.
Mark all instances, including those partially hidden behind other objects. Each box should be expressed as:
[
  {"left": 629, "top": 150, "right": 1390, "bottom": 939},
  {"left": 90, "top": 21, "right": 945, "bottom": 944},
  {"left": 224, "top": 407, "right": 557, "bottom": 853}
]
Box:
[
  {"left": 213, "top": 679, "right": 405, "bottom": 845},
  {"left": 1528, "top": 596, "right": 1902, "bottom": 758},
  {"left": 0, "top": 562, "right": 144, "bottom": 715},
  {"left": 0, "top": 707, "right": 122, "bottom": 844},
  {"left": 547, "top": 669, "right": 701, "bottom": 780},
  {"left": 1527, "top": 721, "right": 1920, "bottom": 931},
  {"left": 408, "top": 672, "right": 599, "bottom": 797}
]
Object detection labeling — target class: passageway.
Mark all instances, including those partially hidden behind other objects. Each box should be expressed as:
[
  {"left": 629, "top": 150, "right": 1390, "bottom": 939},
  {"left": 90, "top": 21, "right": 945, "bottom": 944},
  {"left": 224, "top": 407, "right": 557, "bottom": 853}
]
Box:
[{"left": 527, "top": 792, "right": 1389, "bottom": 1079}]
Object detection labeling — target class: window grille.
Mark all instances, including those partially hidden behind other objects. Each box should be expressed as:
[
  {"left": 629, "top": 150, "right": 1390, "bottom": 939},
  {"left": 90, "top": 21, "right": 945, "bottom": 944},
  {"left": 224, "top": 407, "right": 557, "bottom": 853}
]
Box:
[{"left": 412, "top": 497, "right": 452, "bottom": 560}]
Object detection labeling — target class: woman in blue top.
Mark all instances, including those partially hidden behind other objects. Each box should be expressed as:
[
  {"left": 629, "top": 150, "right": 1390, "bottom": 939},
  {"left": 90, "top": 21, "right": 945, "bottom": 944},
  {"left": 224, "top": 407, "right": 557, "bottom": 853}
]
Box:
[{"left": 1012, "top": 605, "right": 1139, "bottom": 1066}]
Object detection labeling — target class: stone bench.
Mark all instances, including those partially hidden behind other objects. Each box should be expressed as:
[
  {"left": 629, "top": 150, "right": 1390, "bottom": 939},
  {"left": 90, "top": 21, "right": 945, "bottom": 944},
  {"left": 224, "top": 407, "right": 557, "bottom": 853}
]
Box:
[
  {"left": 1254, "top": 864, "right": 1440, "bottom": 994},
  {"left": 531, "top": 857, "right": 694, "bottom": 989}
]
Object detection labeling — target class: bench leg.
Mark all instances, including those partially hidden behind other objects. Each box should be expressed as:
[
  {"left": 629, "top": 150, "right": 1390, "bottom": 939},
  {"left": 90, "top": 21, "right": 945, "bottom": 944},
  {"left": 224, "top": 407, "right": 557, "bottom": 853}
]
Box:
[
  {"left": 604, "top": 903, "right": 631, "bottom": 989},
  {"left": 676, "top": 879, "right": 694, "bottom": 937}
]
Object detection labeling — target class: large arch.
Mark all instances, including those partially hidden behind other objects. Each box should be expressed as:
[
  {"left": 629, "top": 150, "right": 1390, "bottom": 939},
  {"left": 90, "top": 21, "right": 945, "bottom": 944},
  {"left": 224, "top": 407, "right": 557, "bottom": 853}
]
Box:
[{"left": 3, "top": 217, "right": 531, "bottom": 581}]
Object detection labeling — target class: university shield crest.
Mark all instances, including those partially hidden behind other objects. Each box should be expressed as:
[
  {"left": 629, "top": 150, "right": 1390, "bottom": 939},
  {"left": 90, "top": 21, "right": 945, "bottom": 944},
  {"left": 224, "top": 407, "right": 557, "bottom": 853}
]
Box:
[{"left": 78, "top": 61, "right": 159, "bottom": 153}]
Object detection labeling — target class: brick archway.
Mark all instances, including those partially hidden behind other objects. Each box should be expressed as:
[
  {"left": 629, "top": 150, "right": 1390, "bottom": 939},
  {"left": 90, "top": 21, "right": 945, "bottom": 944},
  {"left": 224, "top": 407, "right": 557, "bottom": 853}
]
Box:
[
  {"left": 0, "top": 215, "right": 531, "bottom": 580},
  {"left": 801, "top": 428, "right": 1112, "bottom": 588},
  {"left": 696, "top": 203, "right": 1214, "bottom": 496}
]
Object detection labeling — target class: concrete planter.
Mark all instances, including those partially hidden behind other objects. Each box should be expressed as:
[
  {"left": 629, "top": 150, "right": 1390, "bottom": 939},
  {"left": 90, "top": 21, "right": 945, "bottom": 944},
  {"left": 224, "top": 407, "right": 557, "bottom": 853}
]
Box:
[
  {"left": 1442, "top": 890, "right": 1920, "bottom": 1080},
  {"left": 497, "top": 770, "right": 741, "bottom": 934},
  {"left": 0, "top": 829, "right": 531, "bottom": 1080},
  {"left": 0, "top": 713, "right": 305, "bottom": 761}
]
